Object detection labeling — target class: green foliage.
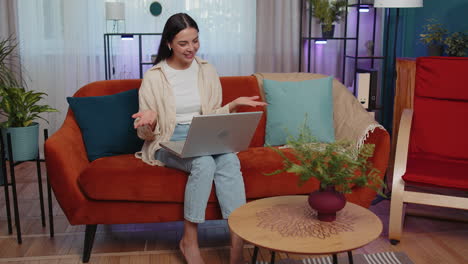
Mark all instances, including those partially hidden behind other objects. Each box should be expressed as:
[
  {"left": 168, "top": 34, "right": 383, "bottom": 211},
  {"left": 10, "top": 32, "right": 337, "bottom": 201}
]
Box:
[
  {"left": 0, "top": 87, "right": 58, "bottom": 128},
  {"left": 419, "top": 19, "right": 468, "bottom": 57},
  {"left": 266, "top": 121, "right": 385, "bottom": 195},
  {"left": 0, "top": 37, "right": 22, "bottom": 89},
  {"left": 444, "top": 31, "right": 468, "bottom": 57},
  {"left": 419, "top": 19, "right": 448, "bottom": 46},
  {"left": 0, "top": 36, "right": 58, "bottom": 128},
  {"left": 309, "top": 0, "right": 347, "bottom": 32}
]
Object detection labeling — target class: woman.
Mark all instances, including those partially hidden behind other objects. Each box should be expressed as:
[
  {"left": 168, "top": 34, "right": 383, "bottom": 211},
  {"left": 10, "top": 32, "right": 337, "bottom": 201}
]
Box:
[{"left": 132, "top": 13, "right": 265, "bottom": 264}]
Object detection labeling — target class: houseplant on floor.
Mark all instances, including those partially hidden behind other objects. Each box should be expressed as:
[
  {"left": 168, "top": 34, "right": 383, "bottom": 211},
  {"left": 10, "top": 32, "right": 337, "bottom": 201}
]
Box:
[
  {"left": 0, "top": 37, "right": 58, "bottom": 162},
  {"left": 419, "top": 19, "right": 448, "bottom": 56},
  {"left": 267, "top": 122, "right": 385, "bottom": 222},
  {"left": 309, "top": 0, "right": 347, "bottom": 38}
]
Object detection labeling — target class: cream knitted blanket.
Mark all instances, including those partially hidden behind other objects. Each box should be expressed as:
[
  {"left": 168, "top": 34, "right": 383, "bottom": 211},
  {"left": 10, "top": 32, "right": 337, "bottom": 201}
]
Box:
[{"left": 253, "top": 72, "right": 385, "bottom": 149}]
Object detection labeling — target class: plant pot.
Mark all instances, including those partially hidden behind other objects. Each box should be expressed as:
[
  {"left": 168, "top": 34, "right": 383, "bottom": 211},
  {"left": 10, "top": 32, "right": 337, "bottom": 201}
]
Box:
[
  {"left": 427, "top": 44, "right": 444, "bottom": 56},
  {"left": 1, "top": 122, "right": 39, "bottom": 162},
  {"left": 321, "top": 24, "right": 335, "bottom": 38},
  {"left": 308, "top": 186, "right": 346, "bottom": 222}
]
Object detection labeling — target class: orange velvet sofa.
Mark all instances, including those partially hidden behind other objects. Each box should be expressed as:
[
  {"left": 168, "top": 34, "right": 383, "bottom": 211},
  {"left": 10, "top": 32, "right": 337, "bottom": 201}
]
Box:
[{"left": 45, "top": 75, "right": 390, "bottom": 263}]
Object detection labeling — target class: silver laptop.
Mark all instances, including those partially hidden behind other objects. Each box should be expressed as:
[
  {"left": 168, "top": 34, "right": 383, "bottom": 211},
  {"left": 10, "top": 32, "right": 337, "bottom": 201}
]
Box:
[{"left": 160, "top": 111, "right": 263, "bottom": 158}]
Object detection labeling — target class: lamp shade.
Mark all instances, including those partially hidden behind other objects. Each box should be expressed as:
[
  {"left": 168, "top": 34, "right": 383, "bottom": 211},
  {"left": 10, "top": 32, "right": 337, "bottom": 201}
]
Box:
[
  {"left": 374, "top": 0, "right": 423, "bottom": 8},
  {"left": 105, "top": 2, "right": 125, "bottom": 20}
]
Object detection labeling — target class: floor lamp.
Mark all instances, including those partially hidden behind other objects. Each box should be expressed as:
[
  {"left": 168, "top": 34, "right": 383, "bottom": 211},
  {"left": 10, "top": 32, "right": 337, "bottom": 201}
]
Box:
[
  {"left": 372, "top": 0, "right": 423, "bottom": 204},
  {"left": 374, "top": 0, "right": 423, "bottom": 132},
  {"left": 105, "top": 2, "right": 125, "bottom": 33},
  {"left": 105, "top": 2, "right": 126, "bottom": 78}
]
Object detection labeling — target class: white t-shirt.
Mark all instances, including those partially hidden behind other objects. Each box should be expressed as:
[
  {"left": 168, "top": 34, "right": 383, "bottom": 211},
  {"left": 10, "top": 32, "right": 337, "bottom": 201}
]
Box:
[{"left": 163, "top": 60, "right": 201, "bottom": 124}]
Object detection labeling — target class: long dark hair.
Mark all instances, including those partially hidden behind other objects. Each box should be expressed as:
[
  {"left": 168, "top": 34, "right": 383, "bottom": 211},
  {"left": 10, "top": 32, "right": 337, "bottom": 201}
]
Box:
[{"left": 154, "top": 13, "right": 199, "bottom": 65}]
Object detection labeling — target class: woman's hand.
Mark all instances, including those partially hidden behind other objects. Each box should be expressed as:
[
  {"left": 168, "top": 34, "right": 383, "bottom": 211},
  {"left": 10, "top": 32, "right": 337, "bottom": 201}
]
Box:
[
  {"left": 132, "top": 110, "right": 157, "bottom": 130},
  {"left": 229, "top": 96, "right": 267, "bottom": 112}
]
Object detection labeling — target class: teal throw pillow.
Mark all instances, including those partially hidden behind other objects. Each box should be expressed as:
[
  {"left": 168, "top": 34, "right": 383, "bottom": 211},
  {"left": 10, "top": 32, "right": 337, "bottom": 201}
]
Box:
[
  {"left": 67, "top": 89, "right": 144, "bottom": 161},
  {"left": 263, "top": 76, "right": 335, "bottom": 146}
]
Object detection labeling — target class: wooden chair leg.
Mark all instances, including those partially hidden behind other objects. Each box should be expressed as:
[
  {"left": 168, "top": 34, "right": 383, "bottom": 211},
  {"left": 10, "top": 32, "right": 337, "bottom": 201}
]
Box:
[
  {"left": 389, "top": 181, "right": 405, "bottom": 244},
  {"left": 82, "top": 224, "right": 97, "bottom": 263},
  {"left": 389, "top": 108, "right": 412, "bottom": 245}
]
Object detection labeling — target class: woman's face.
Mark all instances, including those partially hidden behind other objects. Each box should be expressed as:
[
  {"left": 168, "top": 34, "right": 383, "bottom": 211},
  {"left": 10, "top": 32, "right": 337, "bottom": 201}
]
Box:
[{"left": 168, "top": 27, "right": 199, "bottom": 69}]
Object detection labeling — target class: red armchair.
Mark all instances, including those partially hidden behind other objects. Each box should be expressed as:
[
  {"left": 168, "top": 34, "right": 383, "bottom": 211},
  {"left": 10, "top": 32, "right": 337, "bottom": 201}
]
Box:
[{"left": 389, "top": 57, "right": 468, "bottom": 244}]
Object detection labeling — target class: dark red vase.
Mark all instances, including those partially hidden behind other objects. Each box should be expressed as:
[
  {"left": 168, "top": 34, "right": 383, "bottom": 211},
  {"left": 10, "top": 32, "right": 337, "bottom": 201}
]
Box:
[{"left": 308, "top": 186, "right": 346, "bottom": 222}]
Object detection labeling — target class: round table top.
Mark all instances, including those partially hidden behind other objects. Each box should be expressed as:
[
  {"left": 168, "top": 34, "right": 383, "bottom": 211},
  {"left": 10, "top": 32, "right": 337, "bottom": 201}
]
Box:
[{"left": 228, "top": 195, "right": 382, "bottom": 255}]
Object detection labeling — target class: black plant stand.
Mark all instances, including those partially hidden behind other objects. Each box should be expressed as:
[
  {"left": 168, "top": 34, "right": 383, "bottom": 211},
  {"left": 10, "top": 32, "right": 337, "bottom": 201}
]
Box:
[
  {"left": 0, "top": 130, "right": 49, "bottom": 243},
  {"left": 44, "top": 129, "right": 54, "bottom": 238}
]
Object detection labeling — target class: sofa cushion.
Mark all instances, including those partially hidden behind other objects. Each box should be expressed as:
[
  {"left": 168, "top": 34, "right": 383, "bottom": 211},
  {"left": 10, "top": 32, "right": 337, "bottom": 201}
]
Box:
[
  {"left": 410, "top": 57, "right": 468, "bottom": 160},
  {"left": 77, "top": 148, "right": 319, "bottom": 203},
  {"left": 220, "top": 76, "right": 266, "bottom": 147},
  {"left": 416, "top": 57, "right": 468, "bottom": 100},
  {"left": 410, "top": 96, "right": 468, "bottom": 160},
  {"left": 78, "top": 154, "right": 191, "bottom": 202},
  {"left": 403, "top": 153, "right": 468, "bottom": 190},
  {"left": 238, "top": 147, "right": 320, "bottom": 198},
  {"left": 67, "top": 89, "right": 144, "bottom": 161},
  {"left": 73, "top": 79, "right": 142, "bottom": 97},
  {"left": 263, "top": 77, "right": 335, "bottom": 146}
]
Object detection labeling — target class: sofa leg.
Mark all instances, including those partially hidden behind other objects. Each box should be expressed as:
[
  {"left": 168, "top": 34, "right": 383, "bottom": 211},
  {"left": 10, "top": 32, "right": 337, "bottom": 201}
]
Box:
[{"left": 82, "top": 224, "right": 97, "bottom": 263}]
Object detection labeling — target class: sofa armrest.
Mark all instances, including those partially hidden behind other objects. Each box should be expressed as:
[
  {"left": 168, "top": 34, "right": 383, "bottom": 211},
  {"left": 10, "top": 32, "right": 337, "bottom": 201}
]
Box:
[
  {"left": 347, "top": 126, "right": 390, "bottom": 207},
  {"left": 45, "top": 110, "right": 90, "bottom": 219}
]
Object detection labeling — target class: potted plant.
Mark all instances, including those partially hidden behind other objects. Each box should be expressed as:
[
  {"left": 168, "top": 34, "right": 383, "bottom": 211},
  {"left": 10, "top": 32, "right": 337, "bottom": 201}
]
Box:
[
  {"left": 444, "top": 31, "right": 468, "bottom": 57},
  {"left": 419, "top": 19, "right": 448, "bottom": 56},
  {"left": 266, "top": 122, "right": 385, "bottom": 221},
  {"left": 0, "top": 37, "right": 58, "bottom": 162},
  {"left": 309, "top": 0, "right": 347, "bottom": 38}
]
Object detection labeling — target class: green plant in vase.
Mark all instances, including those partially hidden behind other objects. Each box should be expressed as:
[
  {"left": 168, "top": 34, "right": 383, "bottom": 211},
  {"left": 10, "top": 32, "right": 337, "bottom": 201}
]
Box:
[
  {"left": 419, "top": 19, "right": 448, "bottom": 56},
  {"left": 444, "top": 31, "right": 468, "bottom": 57},
  {"left": 266, "top": 121, "right": 385, "bottom": 221},
  {"left": 309, "top": 0, "right": 347, "bottom": 38},
  {"left": 0, "top": 36, "right": 58, "bottom": 161},
  {"left": 0, "top": 87, "right": 58, "bottom": 128}
]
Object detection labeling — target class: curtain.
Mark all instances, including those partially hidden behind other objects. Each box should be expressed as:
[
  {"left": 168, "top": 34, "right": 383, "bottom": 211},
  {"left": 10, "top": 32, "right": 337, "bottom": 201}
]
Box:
[
  {"left": 16, "top": 0, "right": 256, "bottom": 138},
  {"left": 255, "top": 0, "right": 300, "bottom": 73}
]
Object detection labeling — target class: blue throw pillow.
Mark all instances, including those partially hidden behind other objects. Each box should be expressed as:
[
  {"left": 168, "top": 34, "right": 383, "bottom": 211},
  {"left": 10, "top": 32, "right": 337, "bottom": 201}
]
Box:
[
  {"left": 263, "top": 76, "right": 335, "bottom": 146},
  {"left": 67, "top": 89, "right": 144, "bottom": 161}
]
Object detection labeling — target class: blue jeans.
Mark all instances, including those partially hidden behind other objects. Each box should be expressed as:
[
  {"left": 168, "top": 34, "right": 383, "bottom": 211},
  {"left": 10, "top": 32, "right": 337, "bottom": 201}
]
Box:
[{"left": 155, "top": 124, "right": 246, "bottom": 223}]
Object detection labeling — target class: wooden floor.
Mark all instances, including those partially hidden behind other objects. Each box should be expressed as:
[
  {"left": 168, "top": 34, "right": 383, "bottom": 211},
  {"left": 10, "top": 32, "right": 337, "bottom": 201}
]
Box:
[{"left": 1, "top": 162, "right": 467, "bottom": 264}]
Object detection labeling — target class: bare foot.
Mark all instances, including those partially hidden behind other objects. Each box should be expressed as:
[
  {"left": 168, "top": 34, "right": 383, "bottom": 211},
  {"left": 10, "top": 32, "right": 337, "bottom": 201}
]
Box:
[
  {"left": 229, "top": 249, "right": 245, "bottom": 264},
  {"left": 179, "top": 238, "right": 205, "bottom": 264},
  {"left": 230, "top": 232, "right": 245, "bottom": 264},
  {"left": 230, "top": 257, "right": 246, "bottom": 264}
]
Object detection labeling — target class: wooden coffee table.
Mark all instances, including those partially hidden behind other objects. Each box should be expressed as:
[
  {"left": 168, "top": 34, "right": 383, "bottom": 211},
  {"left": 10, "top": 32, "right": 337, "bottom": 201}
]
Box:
[{"left": 228, "top": 195, "right": 382, "bottom": 264}]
